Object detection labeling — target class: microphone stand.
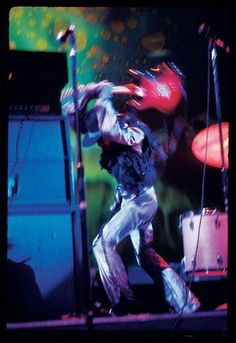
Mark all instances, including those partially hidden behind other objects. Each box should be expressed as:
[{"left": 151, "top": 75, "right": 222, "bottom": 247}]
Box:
[
  {"left": 59, "top": 26, "right": 93, "bottom": 330},
  {"left": 209, "top": 39, "right": 228, "bottom": 213}
]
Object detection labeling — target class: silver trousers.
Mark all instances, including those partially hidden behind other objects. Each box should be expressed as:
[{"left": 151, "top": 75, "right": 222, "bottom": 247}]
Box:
[{"left": 92, "top": 186, "right": 201, "bottom": 313}]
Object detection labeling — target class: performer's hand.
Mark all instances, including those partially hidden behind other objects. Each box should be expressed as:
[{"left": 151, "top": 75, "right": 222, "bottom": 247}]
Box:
[
  {"left": 78, "top": 80, "right": 114, "bottom": 109},
  {"left": 95, "top": 80, "right": 114, "bottom": 99}
]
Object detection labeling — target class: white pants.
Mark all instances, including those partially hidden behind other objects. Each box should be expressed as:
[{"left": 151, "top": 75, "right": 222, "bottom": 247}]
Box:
[{"left": 92, "top": 186, "right": 200, "bottom": 313}]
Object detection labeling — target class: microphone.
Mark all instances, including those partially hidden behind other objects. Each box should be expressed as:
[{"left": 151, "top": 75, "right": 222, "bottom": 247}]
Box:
[
  {"left": 57, "top": 24, "right": 75, "bottom": 43},
  {"left": 198, "top": 23, "right": 230, "bottom": 53}
]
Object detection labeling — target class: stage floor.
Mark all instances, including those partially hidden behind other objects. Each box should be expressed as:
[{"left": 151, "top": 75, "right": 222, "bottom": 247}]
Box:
[
  {"left": 7, "top": 309, "right": 227, "bottom": 331},
  {"left": 4, "top": 309, "right": 232, "bottom": 343}
]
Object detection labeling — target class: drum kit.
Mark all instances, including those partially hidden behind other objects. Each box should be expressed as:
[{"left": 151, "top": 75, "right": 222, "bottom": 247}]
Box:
[
  {"left": 181, "top": 24, "right": 230, "bottom": 278},
  {"left": 180, "top": 121, "right": 229, "bottom": 277}
]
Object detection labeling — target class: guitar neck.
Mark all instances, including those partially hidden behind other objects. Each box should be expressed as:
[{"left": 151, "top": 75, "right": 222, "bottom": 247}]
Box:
[
  {"left": 60, "top": 84, "right": 138, "bottom": 101},
  {"left": 112, "top": 85, "right": 134, "bottom": 95}
]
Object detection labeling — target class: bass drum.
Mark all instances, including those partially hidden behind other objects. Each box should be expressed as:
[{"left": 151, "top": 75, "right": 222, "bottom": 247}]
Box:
[{"left": 179, "top": 208, "right": 228, "bottom": 273}]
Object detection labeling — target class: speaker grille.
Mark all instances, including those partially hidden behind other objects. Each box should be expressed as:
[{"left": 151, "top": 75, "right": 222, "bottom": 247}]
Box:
[{"left": 8, "top": 116, "right": 74, "bottom": 205}]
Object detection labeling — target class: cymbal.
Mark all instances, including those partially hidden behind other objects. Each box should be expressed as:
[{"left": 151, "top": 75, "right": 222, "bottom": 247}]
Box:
[{"left": 191, "top": 122, "right": 229, "bottom": 169}]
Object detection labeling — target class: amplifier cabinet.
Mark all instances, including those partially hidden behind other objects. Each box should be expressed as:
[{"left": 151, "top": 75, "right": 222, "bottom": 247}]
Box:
[
  {"left": 8, "top": 115, "right": 75, "bottom": 205},
  {"left": 7, "top": 115, "right": 85, "bottom": 320}
]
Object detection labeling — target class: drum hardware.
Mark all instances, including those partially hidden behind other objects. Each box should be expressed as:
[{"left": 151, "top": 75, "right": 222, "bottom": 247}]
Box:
[
  {"left": 181, "top": 256, "right": 186, "bottom": 269},
  {"left": 216, "top": 254, "right": 223, "bottom": 268},
  {"left": 190, "top": 216, "right": 194, "bottom": 231},
  {"left": 215, "top": 214, "right": 221, "bottom": 229},
  {"left": 202, "top": 207, "right": 218, "bottom": 215},
  {"left": 191, "top": 257, "right": 197, "bottom": 268}
]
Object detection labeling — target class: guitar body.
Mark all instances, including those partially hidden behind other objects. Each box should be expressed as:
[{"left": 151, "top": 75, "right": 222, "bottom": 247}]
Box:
[{"left": 127, "top": 63, "right": 184, "bottom": 114}]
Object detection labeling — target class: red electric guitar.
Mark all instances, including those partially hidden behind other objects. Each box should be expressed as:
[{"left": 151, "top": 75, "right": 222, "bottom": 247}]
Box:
[{"left": 61, "top": 62, "right": 183, "bottom": 114}]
